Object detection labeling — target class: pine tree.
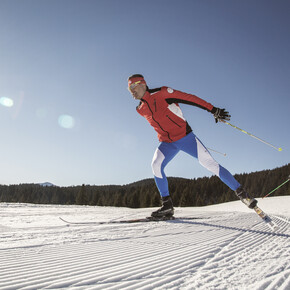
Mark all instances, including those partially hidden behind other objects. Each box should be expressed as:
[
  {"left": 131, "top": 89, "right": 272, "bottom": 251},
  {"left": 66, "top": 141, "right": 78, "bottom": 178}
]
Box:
[{"left": 76, "top": 184, "right": 88, "bottom": 205}]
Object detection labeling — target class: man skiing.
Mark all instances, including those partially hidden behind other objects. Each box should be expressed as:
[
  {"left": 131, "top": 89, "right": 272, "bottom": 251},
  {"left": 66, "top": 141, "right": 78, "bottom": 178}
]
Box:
[{"left": 128, "top": 74, "right": 257, "bottom": 218}]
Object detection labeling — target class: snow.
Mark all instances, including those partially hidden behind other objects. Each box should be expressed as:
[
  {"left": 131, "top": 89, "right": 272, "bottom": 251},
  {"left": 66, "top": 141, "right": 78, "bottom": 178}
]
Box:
[{"left": 0, "top": 196, "right": 289, "bottom": 290}]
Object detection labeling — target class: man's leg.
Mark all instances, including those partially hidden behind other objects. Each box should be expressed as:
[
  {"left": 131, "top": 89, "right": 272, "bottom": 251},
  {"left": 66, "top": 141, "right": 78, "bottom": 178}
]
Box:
[
  {"left": 176, "top": 132, "right": 257, "bottom": 208},
  {"left": 175, "top": 132, "right": 240, "bottom": 190},
  {"left": 151, "top": 142, "right": 179, "bottom": 197},
  {"left": 151, "top": 142, "right": 179, "bottom": 217}
]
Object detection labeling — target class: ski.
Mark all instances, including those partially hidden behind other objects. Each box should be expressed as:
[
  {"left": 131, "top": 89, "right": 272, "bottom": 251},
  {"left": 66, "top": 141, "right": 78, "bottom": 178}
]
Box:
[
  {"left": 253, "top": 206, "right": 278, "bottom": 231},
  {"left": 59, "top": 216, "right": 201, "bottom": 225}
]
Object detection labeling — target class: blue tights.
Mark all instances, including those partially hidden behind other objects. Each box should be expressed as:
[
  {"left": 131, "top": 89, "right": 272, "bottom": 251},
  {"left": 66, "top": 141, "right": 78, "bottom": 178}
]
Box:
[{"left": 151, "top": 132, "right": 240, "bottom": 197}]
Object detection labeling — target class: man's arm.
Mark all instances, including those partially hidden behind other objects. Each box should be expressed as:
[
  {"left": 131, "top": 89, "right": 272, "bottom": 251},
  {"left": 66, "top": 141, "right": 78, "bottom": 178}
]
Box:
[
  {"left": 163, "top": 87, "right": 214, "bottom": 112},
  {"left": 163, "top": 87, "right": 231, "bottom": 122}
]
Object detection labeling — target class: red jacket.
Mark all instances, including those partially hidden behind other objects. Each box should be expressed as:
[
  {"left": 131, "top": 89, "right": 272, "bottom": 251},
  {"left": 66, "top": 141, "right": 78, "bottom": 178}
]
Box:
[{"left": 137, "top": 86, "right": 214, "bottom": 142}]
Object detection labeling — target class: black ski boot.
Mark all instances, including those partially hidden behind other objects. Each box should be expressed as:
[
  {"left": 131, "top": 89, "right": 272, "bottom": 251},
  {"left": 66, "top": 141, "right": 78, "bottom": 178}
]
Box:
[
  {"left": 151, "top": 196, "right": 174, "bottom": 218},
  {"left": 235, "top": 187, "right": 257, "bottom": 209}
]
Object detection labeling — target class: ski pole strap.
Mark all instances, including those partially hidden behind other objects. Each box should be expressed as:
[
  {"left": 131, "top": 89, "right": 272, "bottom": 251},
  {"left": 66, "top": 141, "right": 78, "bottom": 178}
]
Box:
[
  {"left": 221, "top": 120, "right": 282, "bottom": 151},
  {"left": 262, "top": 176, "right": 290, "bottom": 198}
]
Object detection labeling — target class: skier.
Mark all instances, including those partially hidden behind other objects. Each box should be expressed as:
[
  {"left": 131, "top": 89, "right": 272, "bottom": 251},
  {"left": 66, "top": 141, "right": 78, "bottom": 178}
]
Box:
[{"left": 128, "top": 74, "right": 257, "bottom": 218}]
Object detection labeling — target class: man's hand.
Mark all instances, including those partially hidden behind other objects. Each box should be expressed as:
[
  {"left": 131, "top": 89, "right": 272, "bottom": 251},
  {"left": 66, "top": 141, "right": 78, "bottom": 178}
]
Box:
[{"left": 211, "top": 107, "right": 231, "bottom": 123}]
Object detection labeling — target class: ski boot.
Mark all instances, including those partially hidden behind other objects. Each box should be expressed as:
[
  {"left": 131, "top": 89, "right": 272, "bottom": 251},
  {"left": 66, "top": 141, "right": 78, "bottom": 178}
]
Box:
[
  {"left": 235, "top": 187, "right": 257, "bottom": 209},
  {"left": 151, "top": 196, "right": 174, "bottom": 218}
]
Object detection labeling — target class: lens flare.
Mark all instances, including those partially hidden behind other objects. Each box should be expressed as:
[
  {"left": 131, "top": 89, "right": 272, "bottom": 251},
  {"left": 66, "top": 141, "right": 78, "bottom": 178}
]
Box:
[
  {"left": 0, "top": 97, "right": 14, "bottom": 107},
  {"left": 58, "top": 114, "right": 75, "bottom": 129}
]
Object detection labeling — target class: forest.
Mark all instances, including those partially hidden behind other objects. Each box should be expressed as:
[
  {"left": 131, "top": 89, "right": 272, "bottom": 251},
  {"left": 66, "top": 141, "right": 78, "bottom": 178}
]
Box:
[{"left": 0, "top": 163, "right": 289, "bottom": 208}]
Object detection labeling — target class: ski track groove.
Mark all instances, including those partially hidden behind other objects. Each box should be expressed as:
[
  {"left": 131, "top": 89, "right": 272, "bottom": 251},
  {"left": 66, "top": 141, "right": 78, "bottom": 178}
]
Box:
[
  {"left": 0, "top": 232, "right": 233, "bottom": 286},
  {"left": 0, "top": 207, "right": 289, "bottom": 290},
  {"left": 181, "top": 214, "right": 290, "bottom": 290}
]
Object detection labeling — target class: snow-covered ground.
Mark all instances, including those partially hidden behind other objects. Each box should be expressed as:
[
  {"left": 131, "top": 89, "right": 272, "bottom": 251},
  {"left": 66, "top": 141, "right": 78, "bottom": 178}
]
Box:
[{"left": 0, "top": 196, "right": 289, "bottom": 290}]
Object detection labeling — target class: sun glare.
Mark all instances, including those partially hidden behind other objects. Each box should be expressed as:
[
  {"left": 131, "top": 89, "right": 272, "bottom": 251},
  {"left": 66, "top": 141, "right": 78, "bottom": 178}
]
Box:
[
  {"left": 58, "top": 114, "right": 75, "bottom": 129},
  {"left": 0, "top": 97, "right": 14, "bottom": 107}
]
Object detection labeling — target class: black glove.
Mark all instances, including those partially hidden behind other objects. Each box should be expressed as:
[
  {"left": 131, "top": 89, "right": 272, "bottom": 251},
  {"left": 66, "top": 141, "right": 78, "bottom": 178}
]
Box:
[{"left": 211, "top": 107, "right": 231, "bottom": 123}]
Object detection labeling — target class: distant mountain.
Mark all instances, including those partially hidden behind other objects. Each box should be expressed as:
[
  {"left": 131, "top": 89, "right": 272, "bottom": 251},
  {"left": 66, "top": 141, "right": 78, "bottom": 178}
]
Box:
[{"left": 38, "top": 182, "right": 56, "bottom": 187}]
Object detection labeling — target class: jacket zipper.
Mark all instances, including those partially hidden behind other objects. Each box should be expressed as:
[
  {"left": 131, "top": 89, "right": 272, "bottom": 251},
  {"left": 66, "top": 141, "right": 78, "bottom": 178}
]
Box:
[
  {"left": 166, "top": 115, "right": 182, "bottom": 127},
  {"left": 143, "top": 99, "right": 172, "bottom": 141},
  {"left": 154, "top": 99, "right": 157, "bottom": 112}
]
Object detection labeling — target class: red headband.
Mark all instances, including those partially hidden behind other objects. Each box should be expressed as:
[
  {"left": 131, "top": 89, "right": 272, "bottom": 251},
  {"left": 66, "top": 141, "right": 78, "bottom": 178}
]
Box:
[{"left": 128, "top": 76, "right": 146, "bottom": 88}]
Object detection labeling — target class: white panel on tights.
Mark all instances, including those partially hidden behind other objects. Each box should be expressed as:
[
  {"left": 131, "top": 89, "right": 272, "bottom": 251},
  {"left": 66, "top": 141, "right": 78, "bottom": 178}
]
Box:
[
  {"left": 151, "top": 148, "right": 165, "bottom": 178},
  {"left": 196, "top": 138, "right": 220, "bottom": 176}
]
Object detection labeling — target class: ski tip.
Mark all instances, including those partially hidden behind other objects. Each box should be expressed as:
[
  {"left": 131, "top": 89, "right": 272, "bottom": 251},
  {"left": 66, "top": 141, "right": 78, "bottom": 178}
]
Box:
[
  {"left": 263, "top": 216, "right": 279, "bottom": 231},
  {"left": 59, "top": 217, "right": 71, "bottom": 225},
  {"left": 268, "top": 223, "right": 279, "bottom": 232}
]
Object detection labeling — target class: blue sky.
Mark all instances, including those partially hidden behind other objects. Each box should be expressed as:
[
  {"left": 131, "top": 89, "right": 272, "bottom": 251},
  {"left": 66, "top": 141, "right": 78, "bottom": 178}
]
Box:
[{"left": 0, "top": 0, "right": 289, "bottom": 186}]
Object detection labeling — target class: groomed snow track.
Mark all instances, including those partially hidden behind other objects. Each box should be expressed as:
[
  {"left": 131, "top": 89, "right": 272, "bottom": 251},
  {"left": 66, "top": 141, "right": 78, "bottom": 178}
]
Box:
[{"left": 0, "top": 203, "right": 289, "bottom": 290}]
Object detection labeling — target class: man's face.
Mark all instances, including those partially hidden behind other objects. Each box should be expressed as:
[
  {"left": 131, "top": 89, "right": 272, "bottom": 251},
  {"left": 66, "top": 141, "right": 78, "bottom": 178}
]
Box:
[{"left": 129, "top": 82, "right": 147, "bottom": 100}]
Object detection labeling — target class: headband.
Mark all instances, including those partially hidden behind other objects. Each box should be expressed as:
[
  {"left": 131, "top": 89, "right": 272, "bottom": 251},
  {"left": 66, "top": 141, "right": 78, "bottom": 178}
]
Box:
[{"left": 128, "top": 76, "right": 146, "bottom": 88}]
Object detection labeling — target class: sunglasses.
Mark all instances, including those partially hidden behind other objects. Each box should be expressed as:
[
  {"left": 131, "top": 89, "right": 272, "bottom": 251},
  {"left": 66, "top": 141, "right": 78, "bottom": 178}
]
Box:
[{"left": 128, "top": 81, "right": 142, "bottom": 92}]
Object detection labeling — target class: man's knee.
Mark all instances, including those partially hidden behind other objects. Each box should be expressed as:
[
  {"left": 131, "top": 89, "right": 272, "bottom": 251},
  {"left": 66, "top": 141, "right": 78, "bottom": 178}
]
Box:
[{"left": 151, "top": 149, "right": 165, "bottom": 178}]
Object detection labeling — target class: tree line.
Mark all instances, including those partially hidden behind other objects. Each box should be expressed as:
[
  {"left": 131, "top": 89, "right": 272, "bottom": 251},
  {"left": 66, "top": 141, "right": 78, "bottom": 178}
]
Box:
[{"left": 0, "top": 163, "right": 289, "bottom": 208}]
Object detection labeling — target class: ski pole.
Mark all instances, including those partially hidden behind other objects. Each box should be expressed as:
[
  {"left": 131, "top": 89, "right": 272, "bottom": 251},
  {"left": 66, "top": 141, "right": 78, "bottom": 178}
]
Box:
[
  {"left": 207, "top": 147, "right": 227, "bottom": 156},
  {"left": 262, "top": 176, "right": 290, "bottom": 198},
  {"left": 221, "top": 120, "right": 282, "bottom": 151}
]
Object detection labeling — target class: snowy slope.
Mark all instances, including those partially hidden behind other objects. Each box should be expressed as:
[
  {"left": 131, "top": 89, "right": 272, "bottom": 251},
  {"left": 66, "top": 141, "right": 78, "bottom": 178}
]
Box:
[{"left": 0, "top": 197, "right": 289, "bottom": 290}]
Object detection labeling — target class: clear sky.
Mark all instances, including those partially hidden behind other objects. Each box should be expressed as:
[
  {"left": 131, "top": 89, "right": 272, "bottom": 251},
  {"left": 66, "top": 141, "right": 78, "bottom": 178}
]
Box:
[{"left": 0, "top": 0, "right": 289, "bottom": 187}]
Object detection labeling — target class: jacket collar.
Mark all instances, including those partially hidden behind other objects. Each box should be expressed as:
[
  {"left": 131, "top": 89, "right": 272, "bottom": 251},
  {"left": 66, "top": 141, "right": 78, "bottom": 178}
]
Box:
[{"left": 141, "top": 90, "right": 151, "bottom": 102}]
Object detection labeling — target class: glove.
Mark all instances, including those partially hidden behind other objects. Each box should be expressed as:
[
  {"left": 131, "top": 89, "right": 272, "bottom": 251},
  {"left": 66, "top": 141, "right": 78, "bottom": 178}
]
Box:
[{"left": 211, "top": 107, "right": 231, "bottom": 123}]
